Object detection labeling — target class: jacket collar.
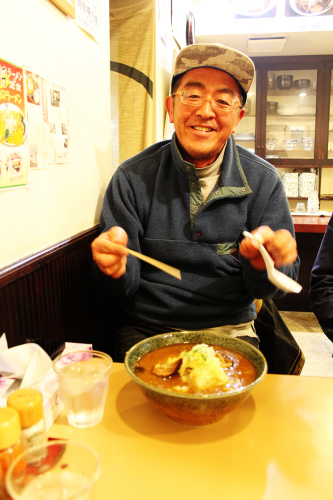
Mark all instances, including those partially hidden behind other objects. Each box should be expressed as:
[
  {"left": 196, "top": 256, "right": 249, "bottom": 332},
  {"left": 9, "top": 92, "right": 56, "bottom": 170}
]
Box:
[{"left": 171, "top": 133, "right": 252, "bottom": 197}]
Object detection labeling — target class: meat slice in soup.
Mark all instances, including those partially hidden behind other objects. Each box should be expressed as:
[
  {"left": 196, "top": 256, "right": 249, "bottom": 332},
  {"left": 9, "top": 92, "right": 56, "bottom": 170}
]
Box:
[{"left": 134, "top": 343, "right": 256, "bottom": 395}]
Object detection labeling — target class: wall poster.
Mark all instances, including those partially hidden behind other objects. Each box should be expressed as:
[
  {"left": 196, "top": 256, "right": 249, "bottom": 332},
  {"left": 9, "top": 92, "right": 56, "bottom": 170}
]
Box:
[
  {"left": 75, "top": 0, "right": 99, "bottom": 42},
  {"left": 25, "top": 69, "right": 49, "bottom": 169},
  {"left": 0, "top": 59, "right": 29, "bottom": 190},
  {"left": 46, "top": 81, "right": 70, "bottom": 164}
]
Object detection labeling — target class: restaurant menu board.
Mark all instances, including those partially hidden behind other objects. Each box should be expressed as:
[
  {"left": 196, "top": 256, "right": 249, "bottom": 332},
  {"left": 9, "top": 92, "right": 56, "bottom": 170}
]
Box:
[
  {"left": 0, "top": 59, "right": 29, "bottom": 190},
  {"left": 229, "top": 0, "right": 333, "bottom": 19},
  {"left": 25, "top": 69, "right": 49, "bottom": 169},
  {"left": 199, "top": 0, "right": 333, "bottom": 35}
]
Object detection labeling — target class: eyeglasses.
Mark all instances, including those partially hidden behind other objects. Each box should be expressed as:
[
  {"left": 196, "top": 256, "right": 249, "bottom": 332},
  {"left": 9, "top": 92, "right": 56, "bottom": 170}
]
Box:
[{"left": 172, "top": 90, "right": 241, "bottom": 113}]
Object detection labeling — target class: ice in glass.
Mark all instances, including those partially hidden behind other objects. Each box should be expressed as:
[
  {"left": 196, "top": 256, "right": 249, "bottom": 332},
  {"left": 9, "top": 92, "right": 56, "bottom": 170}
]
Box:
[{"left": 53, "top": 350, "right": 112, "bottom": 428}]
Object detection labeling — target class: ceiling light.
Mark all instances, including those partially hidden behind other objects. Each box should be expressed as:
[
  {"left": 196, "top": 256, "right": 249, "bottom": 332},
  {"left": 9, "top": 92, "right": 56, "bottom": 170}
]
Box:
[{"left": 247, "top": 37, "right": 286, "bottom": 52}]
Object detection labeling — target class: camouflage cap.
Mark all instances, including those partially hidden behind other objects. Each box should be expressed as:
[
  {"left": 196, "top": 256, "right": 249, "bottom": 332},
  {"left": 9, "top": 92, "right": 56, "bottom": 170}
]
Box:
[{"left": 172, "top": 43, "right": 255, "bottom": 103}]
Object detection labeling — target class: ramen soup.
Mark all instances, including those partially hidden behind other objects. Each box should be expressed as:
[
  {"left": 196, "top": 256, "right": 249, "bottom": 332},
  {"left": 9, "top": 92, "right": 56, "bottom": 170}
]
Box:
[{"left": 134, "top": 343, "right": 257, "bottom": 395}]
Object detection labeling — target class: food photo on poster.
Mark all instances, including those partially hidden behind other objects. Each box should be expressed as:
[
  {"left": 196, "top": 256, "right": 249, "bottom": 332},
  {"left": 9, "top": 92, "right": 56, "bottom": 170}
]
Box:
[
  {"left": 229, "top": 0, "right": 278, "bottom": 18},
  {"left": 287, "top": 0, "right": 333, "bottom": 16},
  {"left": 227, "top": 0, "right": 333, "bottom": 18}
]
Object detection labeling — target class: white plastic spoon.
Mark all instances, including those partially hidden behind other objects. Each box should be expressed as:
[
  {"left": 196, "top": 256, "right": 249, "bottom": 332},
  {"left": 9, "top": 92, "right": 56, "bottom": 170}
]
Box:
[{"left": 242, "top": 231, "right": 302, "bottom": 294}]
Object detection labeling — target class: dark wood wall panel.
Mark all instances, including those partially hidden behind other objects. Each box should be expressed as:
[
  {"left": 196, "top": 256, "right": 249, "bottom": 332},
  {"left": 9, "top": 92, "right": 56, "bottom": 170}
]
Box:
[
  {"left": 273, "top": 232, "right": 323, "bottom": 312},
  {"left": 0, "top": 226, "right": 118, "bottom": 357}
]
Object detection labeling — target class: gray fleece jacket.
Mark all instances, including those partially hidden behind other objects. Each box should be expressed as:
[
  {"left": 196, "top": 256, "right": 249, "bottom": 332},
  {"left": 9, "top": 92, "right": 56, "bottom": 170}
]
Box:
[{"left": 92, "top": 133, "right": 299, "bottom": 329}]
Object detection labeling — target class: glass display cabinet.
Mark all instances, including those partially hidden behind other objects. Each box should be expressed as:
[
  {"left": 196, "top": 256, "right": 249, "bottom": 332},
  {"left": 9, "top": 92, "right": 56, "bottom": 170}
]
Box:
[
  {"left": 265, "top": 69, "right": 317, "bottom": 161},
  {"left": 233, "top": 55, "right": 333, "bottom": 209}
]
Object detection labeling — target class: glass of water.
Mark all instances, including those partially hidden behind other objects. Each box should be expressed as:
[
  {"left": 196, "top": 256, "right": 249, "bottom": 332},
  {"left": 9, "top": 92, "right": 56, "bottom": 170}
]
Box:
[
  {"left": 6, "top": 440, "right": 100, "bottom": 500},
  {"left": 53, "top": 350, "right": 112, "bottom": 428}
]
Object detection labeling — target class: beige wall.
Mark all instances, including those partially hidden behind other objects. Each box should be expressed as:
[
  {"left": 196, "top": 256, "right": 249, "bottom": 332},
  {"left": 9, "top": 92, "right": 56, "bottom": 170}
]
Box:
[
  {"left": 320, "top": 169, "right": 333, "bottom": 212},
  {"left": 0, "top": 0, "right": 112, "bottom": 269},
  {"left": 156, "top": 0, "right": 194, "bottom": 141},
  {"left": 155, "top": 28, "right": 178, "bottom": 142}
]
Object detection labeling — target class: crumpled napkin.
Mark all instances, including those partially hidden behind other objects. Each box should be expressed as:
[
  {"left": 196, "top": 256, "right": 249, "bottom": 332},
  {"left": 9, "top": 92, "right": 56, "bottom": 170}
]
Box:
[
  {"left": 0, "top": 335, "right": 53, "bottom": 399},
  {"left": 0, "top": 334, "right": 60, "bottom": 430}
]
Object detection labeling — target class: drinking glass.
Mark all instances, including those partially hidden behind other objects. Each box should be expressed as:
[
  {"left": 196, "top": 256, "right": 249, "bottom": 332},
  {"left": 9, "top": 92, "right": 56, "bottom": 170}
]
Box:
[
  {"left": 5, "top": 440, "right": 101, "bottom": 500},
  {"left": 307, "top": 191, "right": 319, "bottom": 214},
  {"left": 295, "top": 202, "right": 306, "bottom": 213},
  {"left": 53, "top": 350, "right": 112, "bottom": 428}
]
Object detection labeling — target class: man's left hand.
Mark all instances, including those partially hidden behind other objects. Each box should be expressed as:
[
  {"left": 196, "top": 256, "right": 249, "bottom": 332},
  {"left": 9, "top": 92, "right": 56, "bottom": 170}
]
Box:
[{"left": 239, "top": 226, "right": 298, "bottom": 270}]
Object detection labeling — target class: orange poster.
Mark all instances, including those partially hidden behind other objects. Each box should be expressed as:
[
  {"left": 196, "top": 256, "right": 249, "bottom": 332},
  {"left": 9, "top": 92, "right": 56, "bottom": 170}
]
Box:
[{"left": 0, "top": 58, "right": 29, "bottom": 190}]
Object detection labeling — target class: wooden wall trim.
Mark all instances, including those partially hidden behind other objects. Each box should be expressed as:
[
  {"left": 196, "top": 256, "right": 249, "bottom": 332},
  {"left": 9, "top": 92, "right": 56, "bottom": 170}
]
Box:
[{"left": 0, "top": 226, "right": 100, "bottom": 289}]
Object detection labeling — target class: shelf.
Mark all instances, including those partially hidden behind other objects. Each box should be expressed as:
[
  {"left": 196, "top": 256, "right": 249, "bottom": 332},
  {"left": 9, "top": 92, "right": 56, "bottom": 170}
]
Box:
[
  {"left": 235, "top": 139, "right": 255, "bottom": 142},
  {"left": 267, "top": 90, "right": 317, "bottom": 97},
  {"left": 266, "top": 149, "right": 314, "bottom": 152},
  {"left": 276, "top": 166, "right": 318, "bottom": 168},
  {"left": 320, "top": 195, "right": 333, "bottom": 200},
  {"left": 267, "top": 114, "right": 316, "bottom": 119},
  {"left": 234, "top": 136, "right": 255, "bottom": 142}
]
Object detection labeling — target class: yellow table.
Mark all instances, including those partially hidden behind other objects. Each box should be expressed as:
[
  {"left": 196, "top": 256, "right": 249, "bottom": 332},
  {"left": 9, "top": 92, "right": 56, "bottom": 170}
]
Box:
[{"left": 49, "top": 363, "right": 333, "bottom": 500}]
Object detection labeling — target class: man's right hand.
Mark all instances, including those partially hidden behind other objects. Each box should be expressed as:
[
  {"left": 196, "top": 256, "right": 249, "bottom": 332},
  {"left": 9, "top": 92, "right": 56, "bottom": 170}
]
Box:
[{"left": 91, "top": 226, "right": 128, "bottom": 278}]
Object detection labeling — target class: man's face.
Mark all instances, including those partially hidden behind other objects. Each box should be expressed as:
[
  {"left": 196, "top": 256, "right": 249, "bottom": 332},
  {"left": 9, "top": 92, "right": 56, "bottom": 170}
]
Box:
[{"left": 166, "top": 68, "right": 245, "bottom": 168}]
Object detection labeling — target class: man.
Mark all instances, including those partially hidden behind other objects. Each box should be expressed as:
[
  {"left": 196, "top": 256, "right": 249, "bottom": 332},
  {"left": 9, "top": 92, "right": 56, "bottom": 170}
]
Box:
[{"left": 91, "top": 43, "right": 299, "bottom": 361}]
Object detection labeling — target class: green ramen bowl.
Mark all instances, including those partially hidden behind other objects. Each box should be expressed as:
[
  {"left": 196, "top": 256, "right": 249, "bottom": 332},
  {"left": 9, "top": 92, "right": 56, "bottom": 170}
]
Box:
[{"left": 125, "top": 331, "right": 267, "bottom": 426}]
